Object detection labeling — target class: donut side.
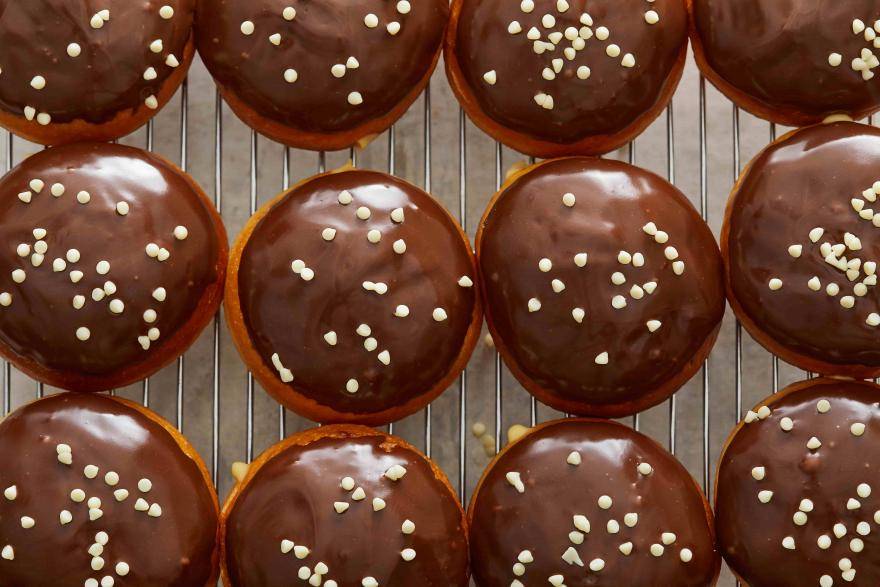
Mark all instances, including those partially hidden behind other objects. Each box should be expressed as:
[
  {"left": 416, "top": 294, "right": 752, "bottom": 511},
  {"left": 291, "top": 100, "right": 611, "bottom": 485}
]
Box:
[
  {"left": 0, "top": 144, "right": 228, "bottom": 391},
  {"left": 224, "top": 168, "right": 482, "bottom": 425},
  {"left": 475, "top": 158, "right": 724, "bottom": 417},
  {"left": 445, "top": 0, "right": 689, "bottom": 158},
  {"left": 467, "top": 418, "right": 720, "bottom": 586},
  {"left": 720, "top": 123, "right": 880, "bottom": 378},
  {"left": 219, "top": 424, "right": 469, "bottom": 586}
]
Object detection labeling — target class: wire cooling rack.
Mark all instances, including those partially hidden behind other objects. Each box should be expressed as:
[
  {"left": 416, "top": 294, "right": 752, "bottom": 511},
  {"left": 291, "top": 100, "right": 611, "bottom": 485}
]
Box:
[{"left": 0, "top": 54, "right": 821, "bottom": 586}]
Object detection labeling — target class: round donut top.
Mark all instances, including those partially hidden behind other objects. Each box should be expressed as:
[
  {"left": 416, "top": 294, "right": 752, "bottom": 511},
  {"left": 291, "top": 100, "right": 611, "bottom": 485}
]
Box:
[
  {"left": 477, "top": 158, "right": 724, "bottom": 415},
  {"left": 195, "top": 0, "right": 447, "bottom": 135},
  {"left": 692, "top": 0, "right": 880, "bottom": 123},
  {"left": 224, "top": 426, "right": 469, "bottom": 587},
  {"left": 0, "top": 393, "right": 218, "bottom": 586},
  {"left": 237, "top": 169, "right": 477, "bottom": 419},
  {"left": 469, "top": 419, "right": 718, "bottom": 586},
  {"left": 716, "top": 379, "right": 880, "bottom": 587},
  {"left": 0, "top": 143, "right": 225, "bottom": 388},
  {"left": 451, "top": 0, "right": 687, "bottom": 145},
  {"left": 726, "top": 122, "right": 880, "bottom": 373},
  {"left": 0, "top": 0, "right": 194, "bottom": 127}
]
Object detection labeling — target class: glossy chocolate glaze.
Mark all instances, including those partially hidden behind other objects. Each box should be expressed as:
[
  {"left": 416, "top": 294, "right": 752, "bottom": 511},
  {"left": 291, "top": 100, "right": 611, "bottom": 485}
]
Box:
[
  {"left": 692, "top": 0, "right": 880, "bottom": 122},
  {"left": 0, "top": 393, "right": 218, "bottom": 586},
  {"left": 452, "top": 0, "right": 686, "bottom": 144},
  {"left": 0, "top": 0, "right": 194, "bottom": 125},
  {"left": 0, "top": 143, "right": 224, "bottom": 386},
  {"left": 716, "top": 379, "right": 880, "bottom": 587},
  {"left": 470, "top": 419, "right": 718, "bottom": 586},
  {"left": 224, "top": 426, "right": 469, "bottom": 586},
  {"left": 237, "top": 169, "right": 477, "bottom": 417},
  {"left": 478, "top": 158, "right": 724, "bottom": 415},
  {"left": 195, "top": 0, "right": 447, "bottom": 135},
  {"left": 726, "top": 122, "right": 880, "bottom": 371}
]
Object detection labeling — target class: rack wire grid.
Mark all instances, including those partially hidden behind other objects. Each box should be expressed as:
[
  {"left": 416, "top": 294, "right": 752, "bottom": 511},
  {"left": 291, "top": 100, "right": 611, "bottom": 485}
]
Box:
[{"left": 0, "top": 53, "right": 826, "bottom": 586}]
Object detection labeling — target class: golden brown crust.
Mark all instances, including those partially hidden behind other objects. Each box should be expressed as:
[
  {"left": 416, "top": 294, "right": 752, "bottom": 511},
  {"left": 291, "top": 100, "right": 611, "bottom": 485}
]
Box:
[
  {"left": 213, "top": 40, "right": 441, "bottom": 152},
  {"left": 224, "top": 167, "right": 482, "bottom": 425},
  {"left": 475, "top": 157, "right": 722, "bottom": 418},
  {"left": 219, "top": 424, "right": 468, "bottom": 586},
  {"left": 0, "top": 37, "right": 195, "bottom": 146},
  {"left": 445, "top": 0, "right": 687, "bottom": 158},
  {"left": 720, "top": 124, "right": 880, "bottom": 379},
  {"left": 0, "top": 146, "right": 228, "bottom": 391}
]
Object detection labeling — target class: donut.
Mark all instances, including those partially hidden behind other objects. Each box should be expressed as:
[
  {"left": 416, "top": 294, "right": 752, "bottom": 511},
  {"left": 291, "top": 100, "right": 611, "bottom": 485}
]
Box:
[
  {"left": 445, "top": 0, "right": 688, "bottom": 158},
  {"left": 0, "top": 142, "right": 228, "bottom": 392},
  {"left": 0, "top": 1, "right": 195, "bottom": 146},
  {"left": 221, "top": 424, "right": 469, "bottom": 586},
  {"left": 0, "top": 392, "right": 220, "bottom": 586},
  {"left": 225, "top": 168, "right": 481, "bottom": 425},
  {"left": 195, "top": 0, "right": 448, "bottom": 151},
  {"left": 722, "top": 121, "right": 880, "bottom": 377},
  {"left": 716, "top": 378, "right": 880, "bottom": 587},
  {"left": 689, "top": 0, "right": 880, "bottom": 126},
  {"left": 469, "top": 418, "right": 720, "bottom": 586},
  {"left": 476, "top": 157, "right": 725, "bottom": 417}
]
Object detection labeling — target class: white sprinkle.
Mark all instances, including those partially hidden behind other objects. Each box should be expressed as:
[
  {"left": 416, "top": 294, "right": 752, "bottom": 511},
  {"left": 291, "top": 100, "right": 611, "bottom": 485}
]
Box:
[
  {"left": 372, "top": 497, "right": 386, "bottom": 511},
  {"left": 345, "top": 379, "right": 359, "bottom": 394},
  {"left": 594, "top": 351, "right": 609, "bottom": 365},
  {"left": 847, "top": 498, "right": 861, "bottom": 510},
  {"left": 367, "top": 229, "right": 381, "bottom": 244},
  {"left": 147, "top": 503, "right": 162, "bottom": 517},
  {"left": 751, "top": 466, "right": 765, "bottom": 481},
  {"left": 645, "top": 10, "right": 660, "bottom": 24},
  {"left": 758, "top": 490, "right": 774, "bottom": 503},
  {"left": 597, "top": 495, "right": 612, "bottom": 509},
  {"left": 240, "top": 20, "right": 255, "bottom": 35},
  {"left": 562, "top": 192, "right": 576, "bottom": 207},
  {"left": 348, "top": 92, "right": 364, "bottom": 106},
  {"left": 114, "top": 489, "right": 129, "bottom": 502},
  {"left": 364, "top": 13, "right": 379, "bottom": 28},
  {"left": 807, "top": 436, "right": 822, "bottom": 450},
  {"left": 650, "top": 544, "right": 664, "bottom": 557},
  {"left": 402, "top": 519, "right": 415, "bottom": 534},
  {"left": 284, "top": 69, "right": 299, "bottom": 83},
  {"left": 506, "top": 471, "right": 525, "bottom": 493},
  {"left": 1, "top": 546, "right": 13, "bottom": 560},
  {"left": 145, "top": 95, "right": 159, "bottom": 110},
  {"left": 432, "top": 308, "right": 448, "bottom": 322},
  {"left": 566, "top": 451, "right": 581, "bottom": 466},
  {"left": 851, "top": 422, "right": 866, "bottom": 436}
]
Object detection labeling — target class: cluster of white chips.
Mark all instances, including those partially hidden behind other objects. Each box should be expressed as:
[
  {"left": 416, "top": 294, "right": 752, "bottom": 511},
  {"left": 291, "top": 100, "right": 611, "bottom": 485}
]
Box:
[
  {"left": 241, "top": 2, "right": 414, "bottom": 108},
  {"left": 743, "top": 398, "right": 876, "bottom": 586},
  {"left": 767, "top": 181, "right": 880, "bottom": 326},
  {"left": 505, "top": 449, "right": 692, "bottom": 586},
  {"left": 828, "top": 19, "right": 880, "bottom": 80},
  {"left": 0, "top": 5, "right": 180, "bottom": 125},
  {"left": 522, "top": 191, "right": 685, "bottom": 367},
  {"left": 274, "top": 188, "right": 473, "bottom": 393},
  {"left": 482, "top": 0, "right": 660, "bottom": 110},
  {"left": 278, "top": 464, "right": 416, "bottom": 586},
  {"left": 0, "top": 442, "right": 162, "bottom": 585},
  {"left": 9, "top": 176, "right": 189, "bottom": 350}
]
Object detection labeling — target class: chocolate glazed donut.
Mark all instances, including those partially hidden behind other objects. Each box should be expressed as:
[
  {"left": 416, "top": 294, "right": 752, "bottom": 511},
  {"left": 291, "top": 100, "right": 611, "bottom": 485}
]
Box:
[
  {"left": 225, "top": 168, "right": 481, "bottom": 425},
  {"left": 0, "top": 392, "right": 220, "bottom": 586},
  {"left": 221, "top": 425, "right": 469, "bottom": 587},
  {"left": 716, "top": 378, "right": 880, "bottom": 587},
  {"left": 195, "top": 0, "right": 448, "bottom": 151},
  {"left": 0, "top": 142, "right": 227, "bottom": 392},
  {"left": 446, "top": 0, "right": 688, "bottom": 157},
  {"left": 723, "top": 121, "right": 880, "bottom": 377},
  {"left": 690, "top": 0, "right": 880, "bottom": 126},
  {"left": 469, "top": 419, "right": 720, "bottom": 587},
  {"left": 476, "top": 157, "right": 725, "bottom": 418},
  {"left": 0, "top": 0, "right": 195, "bottom": 145}
]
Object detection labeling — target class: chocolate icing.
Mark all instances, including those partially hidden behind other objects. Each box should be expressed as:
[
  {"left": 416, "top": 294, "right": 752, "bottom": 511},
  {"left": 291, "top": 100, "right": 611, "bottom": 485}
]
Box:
[
  {"left": 224, "top": 426, "right": 469, "bottom": 586},
  {"left": 0, "top": 393, "right": 218, "bottom": 586},
  {"left": 725, "top": 122, "right": 880, "bottom": 372},
  {"left": 0, "top": 142, "right": 225, "bottom": 388},
  {"left": 0, "top": 0, "right": 194, "bottom": 125},
  {"left": 469, "top": 419, "right": 719, "bottom": 586},
  {"left": 451, "top": 0, "right": 686, "bottom": 145},
  {"left": 195, "top": 0, "right": 447, "bottom": 135},
  {"left": 716, "top": 378, "right": 880, "bottom": 587},
  {"left": 692, "top": 0, "right": 880, "bottom": 123},
  {"left": 477, "top": 158, "right": 724, "bottom": 415},
  {"left": 237, "top": 169, "right": 477, "bottom": 417}
]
